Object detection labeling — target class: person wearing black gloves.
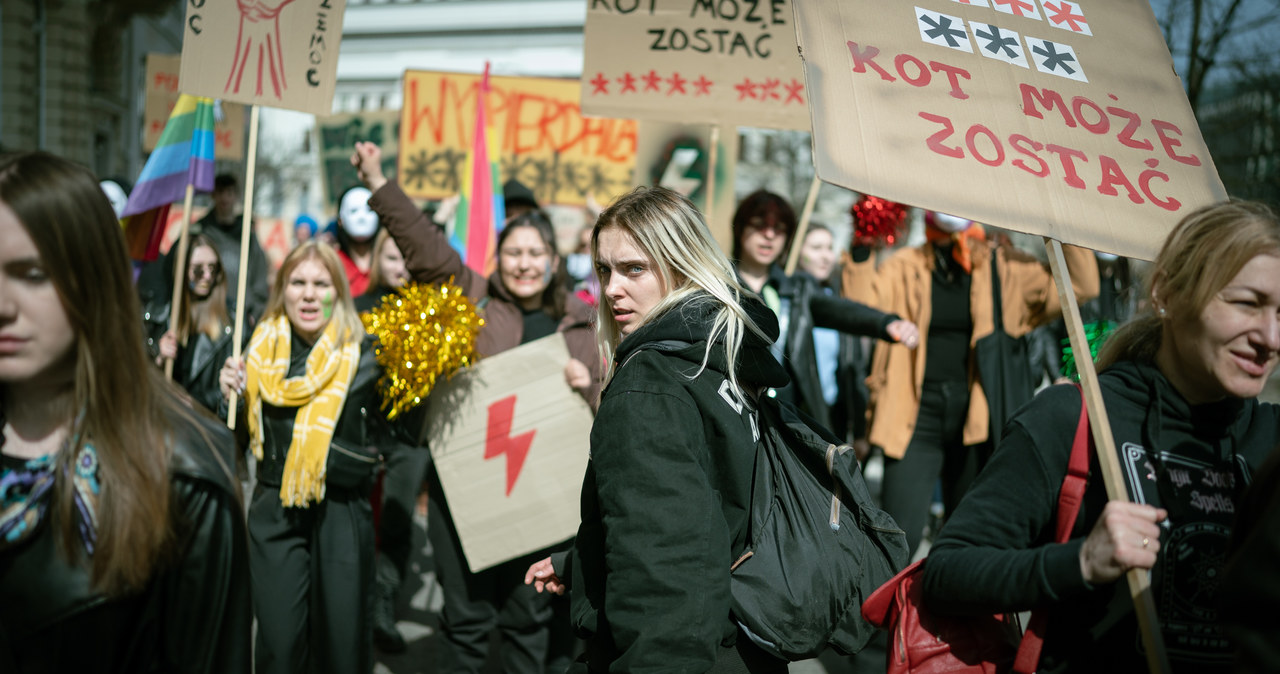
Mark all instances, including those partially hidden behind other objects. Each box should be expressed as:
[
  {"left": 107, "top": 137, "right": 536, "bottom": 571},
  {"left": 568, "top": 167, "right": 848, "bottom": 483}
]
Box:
[{"left": 923, "top": 201, "right": 1280, "bottom": 673}]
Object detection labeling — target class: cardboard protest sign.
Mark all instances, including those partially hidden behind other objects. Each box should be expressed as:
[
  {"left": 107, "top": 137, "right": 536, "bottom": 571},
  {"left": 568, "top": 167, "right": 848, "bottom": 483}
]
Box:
[
  {"left": 583, "top": 0, "right": 809, "bottom": 131},
  {"left": 144, "top": 54, "right": 245, "bottom": 160},
  {"left": 635, "top": 119, "right": 739, "bottom": 252},
  {"left": 399, "top": 70, "right": 637, "bottom": 207},
  {"left": 426, "top": 333, "right": 593, "bottom": 572},
  {"left": 178, "top": 0, "right": 346, "bottom": 116},
  {"left": 317, "top": 110, "right": 400, "bottom": 209},
  {"left": 792, "top": 0, "right": 1227, "bottom": 261}
]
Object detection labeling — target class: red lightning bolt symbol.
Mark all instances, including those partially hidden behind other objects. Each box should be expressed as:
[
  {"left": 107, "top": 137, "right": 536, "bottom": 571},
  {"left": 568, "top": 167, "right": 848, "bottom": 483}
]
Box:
[{"left": 483, "top": 396, "right": 536, "bottom": 497}]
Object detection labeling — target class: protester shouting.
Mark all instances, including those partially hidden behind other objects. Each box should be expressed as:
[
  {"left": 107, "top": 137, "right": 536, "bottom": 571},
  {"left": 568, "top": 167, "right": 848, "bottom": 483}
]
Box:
[
  {"left": 923, "top": 201, "right": 1280, "bottom": 673},
  {"left": 0, "top": 151, "right": 251, "bottom": 673},
  {"left": 352, "top": 140, "right": 600, "bottom": 674},
  {"left": 843, "top": 209, "right": 1098, "bottom": 556},
  {"left": 220, "top": 241, "right": 389, "bottom": 674},
  {"left": 731, "top": 189, "right": 918, "bottom": 440}
]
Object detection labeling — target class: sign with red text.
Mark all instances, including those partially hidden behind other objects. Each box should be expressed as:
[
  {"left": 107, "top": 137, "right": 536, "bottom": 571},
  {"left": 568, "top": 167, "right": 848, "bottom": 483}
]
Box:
[
  {"left": 425, "top": 333, "right": 593, "bottom": 572},
  {"left": 399, "top": 70, "right": 638, "bottom": 207},
  {"left": 144, "top": 54, "right": 245, "bottom": 160},
  {"left": 584, "top": 0, "right": 809, "bottom": 130},
  {"left": 793, "top": 0, "right": 1226, "bottom": 261},
  {"left": 179, "top": 0, "right": 347, "bottom": 116}
]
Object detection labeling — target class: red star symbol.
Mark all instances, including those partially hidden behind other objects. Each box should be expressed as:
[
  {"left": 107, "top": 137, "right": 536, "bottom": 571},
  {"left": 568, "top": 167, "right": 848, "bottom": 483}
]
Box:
[
  {"left": 692, "top": 76, "right": 713, "bottom": 96},
  {"left": 734, "top": 77, "right": 757, "bottom": 101},
  {"left": 1044, "top": 1, "right": 1088, "bottom": 31},
  {"left": 759, "top": 78, "right": 781, "bottom": 101},
  {"left": 784, "top": 78, "right": 805, "bottom": 104},
  {"left": 666, "top": 72, "right": 688, "bottom": 96},
  {"left": 590, "top": 72, "right": 610, "bottom": 95},
  {"left": 617, "top": 72, "right": 637, "bottom": 93},
  {"left": 641, "top": 70, "right": 663, "bottom": 92}
]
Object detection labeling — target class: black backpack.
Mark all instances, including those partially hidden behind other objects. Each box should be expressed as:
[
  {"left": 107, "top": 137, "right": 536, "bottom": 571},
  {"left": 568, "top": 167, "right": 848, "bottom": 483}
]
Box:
[{"left": 633, "top": 340, "right": 910, "bottom": 660}]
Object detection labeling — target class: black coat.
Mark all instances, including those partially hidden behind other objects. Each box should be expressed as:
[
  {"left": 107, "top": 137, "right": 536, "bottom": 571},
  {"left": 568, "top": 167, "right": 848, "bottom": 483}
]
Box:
[
  {"left": 0, "top": 407, "right": 252, "bottom": 673},
  {"left": 567, "top": 295, "right": 788, "bottom": 672}
]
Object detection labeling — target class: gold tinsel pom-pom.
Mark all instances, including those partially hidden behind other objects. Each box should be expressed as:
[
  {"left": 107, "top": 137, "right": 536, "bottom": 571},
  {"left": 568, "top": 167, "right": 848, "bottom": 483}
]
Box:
[{"left": 361, "top": 282, "right": 484, "bottom": 420}]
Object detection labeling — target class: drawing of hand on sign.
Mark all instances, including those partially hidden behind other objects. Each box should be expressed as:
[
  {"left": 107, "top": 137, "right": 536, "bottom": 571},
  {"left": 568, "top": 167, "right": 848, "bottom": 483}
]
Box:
[{"left": 225, "top": 0, "right": 298, "bottom": 99}]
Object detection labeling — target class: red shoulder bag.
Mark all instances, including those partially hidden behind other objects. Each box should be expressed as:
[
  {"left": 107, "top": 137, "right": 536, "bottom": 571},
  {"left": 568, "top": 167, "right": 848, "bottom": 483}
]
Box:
[{"left": 861, "top": 386, "right": 1093, "bottom": 673}]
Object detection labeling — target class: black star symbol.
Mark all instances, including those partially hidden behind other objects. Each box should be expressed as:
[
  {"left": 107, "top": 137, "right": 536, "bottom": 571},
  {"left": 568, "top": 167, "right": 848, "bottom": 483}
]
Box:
[
  {"left": 1033, "top": 41, "right": 1077, "bottom": 75},
  {"left": 975, "top": 24, "right": 1019, "bottom": 58},
  {"left": 921, "top": 15, "right": 966, "bottom": 48}
]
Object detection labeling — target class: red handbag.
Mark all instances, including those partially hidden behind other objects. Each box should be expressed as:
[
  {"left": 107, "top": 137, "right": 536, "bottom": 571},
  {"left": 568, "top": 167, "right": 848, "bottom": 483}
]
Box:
[{"left": 861, "top": 386, "right": 1092, "bottom": 673}]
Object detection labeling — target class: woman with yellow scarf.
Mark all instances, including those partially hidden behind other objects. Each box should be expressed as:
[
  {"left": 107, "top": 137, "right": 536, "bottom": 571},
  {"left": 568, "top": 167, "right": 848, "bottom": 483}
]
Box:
[{"left": 219, "top": 240, "right": 383, "bottom": 674}]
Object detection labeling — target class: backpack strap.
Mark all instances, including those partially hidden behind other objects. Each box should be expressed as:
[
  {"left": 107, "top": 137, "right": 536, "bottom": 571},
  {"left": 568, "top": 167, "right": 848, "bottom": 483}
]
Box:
[{"left": 1013, "top": 383, "right": 1092, "bottom": 673}]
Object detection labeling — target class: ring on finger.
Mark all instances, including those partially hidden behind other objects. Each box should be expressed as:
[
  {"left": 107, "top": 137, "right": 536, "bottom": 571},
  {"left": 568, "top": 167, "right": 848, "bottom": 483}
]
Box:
[{"left": 1142, "top": 537, "right": 1150, "bottom": 549}]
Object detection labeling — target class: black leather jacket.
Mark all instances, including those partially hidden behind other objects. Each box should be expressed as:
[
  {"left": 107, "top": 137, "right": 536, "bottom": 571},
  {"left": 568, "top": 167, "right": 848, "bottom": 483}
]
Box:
[{"left": 0, "top": 407, "right": 252, "bottom": 673}]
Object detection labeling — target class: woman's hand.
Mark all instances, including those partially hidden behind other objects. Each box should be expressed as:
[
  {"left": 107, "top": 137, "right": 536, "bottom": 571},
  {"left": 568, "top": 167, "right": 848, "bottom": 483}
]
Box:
[
  {"left": 524, "top": 556, "right": 565, "bottom": 595},
  {"left": 1079, "top": 500, "right": 1168, "bottom": 584},
  {"left": 350, "top": 141, "right": 388, "bottom": 193},
  {"left": 565, "top": 358, "right": 592, "bottom": 392},
  {"left": 219, "top": 356, "right": 247, "bottom": 400},
  {"left": 886, "top": 319, "right": 920, "bottom": 349},
  {"left": 156, "top": 332, "right": 178, "bottom": 365}
]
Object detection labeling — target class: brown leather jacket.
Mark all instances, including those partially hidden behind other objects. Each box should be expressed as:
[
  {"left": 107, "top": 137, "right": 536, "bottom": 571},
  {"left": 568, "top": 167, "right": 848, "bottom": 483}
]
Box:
[
  {"left": 367, "top": 182, "right": 601, "bottom": 408},
  {"left": 841, "top": 243, "right": 1098, "bottom": 458}
]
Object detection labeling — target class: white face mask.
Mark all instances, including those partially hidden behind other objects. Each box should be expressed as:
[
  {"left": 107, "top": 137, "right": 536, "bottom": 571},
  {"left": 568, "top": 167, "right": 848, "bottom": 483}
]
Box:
[
  {"left": 339, "top": 187, "right": 379, "bottom": 241},
  {"left": 931, "top": 212, "right": 971, "bottom": 234},
  {"left": 100, "top": 180, "right": 128, "bottom": 218}
]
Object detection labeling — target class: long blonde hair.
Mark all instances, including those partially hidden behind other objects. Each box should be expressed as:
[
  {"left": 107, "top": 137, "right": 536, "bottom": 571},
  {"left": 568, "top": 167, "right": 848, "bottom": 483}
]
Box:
[
  {"left": 177, "top": 234, "right": 231, "bottom": 342},
  {"left": 262, "top": 241, "right": 364, "bottom": 346},
  {"left": 593, "top": 186, "right": 768, "bottom": 396},
  {"left": 1098, "top": 200, "right": 1280, "bottom": 370}
]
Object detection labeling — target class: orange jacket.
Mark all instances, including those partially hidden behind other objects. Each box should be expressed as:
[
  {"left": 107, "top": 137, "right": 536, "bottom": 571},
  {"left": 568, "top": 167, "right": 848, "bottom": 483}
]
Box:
[{"left": 841, "top": 243, "right": 1098, "bottom": 459}]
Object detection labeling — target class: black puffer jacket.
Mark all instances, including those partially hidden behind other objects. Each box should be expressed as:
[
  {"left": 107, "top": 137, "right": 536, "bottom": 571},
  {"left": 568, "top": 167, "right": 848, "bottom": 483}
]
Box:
[
  {"left": 0, "top": 407, "right": 252, "bottom": 673},
  {"left": 568, "top": 294, "right": 788, "bottom": 672}
]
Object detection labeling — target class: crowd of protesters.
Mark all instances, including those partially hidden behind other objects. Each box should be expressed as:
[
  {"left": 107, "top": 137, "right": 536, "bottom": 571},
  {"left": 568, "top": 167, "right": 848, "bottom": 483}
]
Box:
[{"left": 0, "top": 143, "right": 1276, "bottom": 674}]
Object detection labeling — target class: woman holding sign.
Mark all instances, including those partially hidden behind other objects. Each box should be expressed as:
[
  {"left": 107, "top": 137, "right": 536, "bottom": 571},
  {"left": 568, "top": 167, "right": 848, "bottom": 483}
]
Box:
[
  {"left": 922, "top": 201, "right": 1280, "bottom": 672},
  {"left": 219, "top": 241, "right": 387, "bottom": 674},
  {"left": 352, "top": 141, "right": 600, "bottom": 674}
]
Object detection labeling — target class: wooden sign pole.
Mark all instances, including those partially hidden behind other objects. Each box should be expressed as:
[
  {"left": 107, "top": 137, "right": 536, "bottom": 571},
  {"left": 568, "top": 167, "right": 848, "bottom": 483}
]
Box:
[
  {"left": 784, "top": 175, "right": 822, "bottom": 275},
  {"left": 163, "top": 183, "right": 197, "bottom": 379},
  {"left": 704, "top": 124, "right": 720, "bottom": 228},
  {"left": 1044, "top": 237, "right": 1171, "bottom": 674},
  {"left": 226, "top": 104, "right": 261, "bottom": 430}
]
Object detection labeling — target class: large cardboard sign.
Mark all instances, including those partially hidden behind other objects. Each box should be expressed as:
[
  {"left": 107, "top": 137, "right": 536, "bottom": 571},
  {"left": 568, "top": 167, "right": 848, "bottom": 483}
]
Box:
[
  {"left": 317, "top": 110, "right": 400, "bottom": 209},
  {"left": 793, "top": 0, "right": 1226, "bottom": 261},
  {"left": 583, "top": 0, "right": 809, "bottom": 131},
  {"left": 399, "top": 70, "right": 638, "bottom": 207},
  {"left": 426, "top": 334, "right": 593, "bottom": 572},
  {"left": 144, "top": 54, "right": 246, "bottom": 160},
  {"left": 178, "top": 0, "right": 347, "bottom": 116}
]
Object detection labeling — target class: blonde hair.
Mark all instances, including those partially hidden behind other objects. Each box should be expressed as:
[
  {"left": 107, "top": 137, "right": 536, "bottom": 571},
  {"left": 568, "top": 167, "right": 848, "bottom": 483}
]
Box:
[
  {"left": 263, "top": 241, "right": 364, "bottom": 346},
  {"left": 593, "top": 186, "right": 768, "bottom": 395},
  {"left": 177, "top": 234, "right": 231, "bottom": 342},
  {"left": 1098, "top": 200, "right": 1280, "bottom": 369}
]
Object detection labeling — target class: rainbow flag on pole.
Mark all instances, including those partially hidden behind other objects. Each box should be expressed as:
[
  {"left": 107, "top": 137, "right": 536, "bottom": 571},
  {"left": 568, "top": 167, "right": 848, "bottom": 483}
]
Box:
[
  {"left": 451, "top": 63, "right": 505, "bottom": 275},
  {"left": 122, "top": 94, "right": 217, "bottom": 261}
]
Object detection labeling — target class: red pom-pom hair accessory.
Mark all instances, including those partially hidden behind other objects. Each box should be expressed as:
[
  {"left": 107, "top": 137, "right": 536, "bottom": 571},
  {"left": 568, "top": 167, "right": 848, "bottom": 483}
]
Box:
[{"left": 851, "top": 195, "right": 907, "bottom": 246}]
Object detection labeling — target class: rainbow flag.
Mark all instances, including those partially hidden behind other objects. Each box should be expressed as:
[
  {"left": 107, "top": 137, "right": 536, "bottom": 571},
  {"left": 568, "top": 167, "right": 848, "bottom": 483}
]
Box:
[
  {"left": 452, "top": 63, "right": 505, "bottom": 275},
  {"left": 122, "top": 94, "right": 217, "bottom": 261}
]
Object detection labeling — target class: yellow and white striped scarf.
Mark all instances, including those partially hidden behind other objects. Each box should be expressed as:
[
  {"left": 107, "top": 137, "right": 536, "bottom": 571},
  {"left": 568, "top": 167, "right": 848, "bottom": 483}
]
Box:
[{"left": 246, "top": 315, "right": 360, "bottom": 508}]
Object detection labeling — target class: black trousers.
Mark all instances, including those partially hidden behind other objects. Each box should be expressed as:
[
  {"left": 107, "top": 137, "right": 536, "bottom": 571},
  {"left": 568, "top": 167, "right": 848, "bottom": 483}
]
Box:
[
  {"left": 428, "top": 469, "right": 552, "bottom": 673},
  {"left": 880, "top": 381, "right": 987, "bottom": 557},
  {"left": 375, "top": 444, "right": 431, "bottom": 591},
  {"left": 249, "top": 481, "right": 375, "bottom": 674}
]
